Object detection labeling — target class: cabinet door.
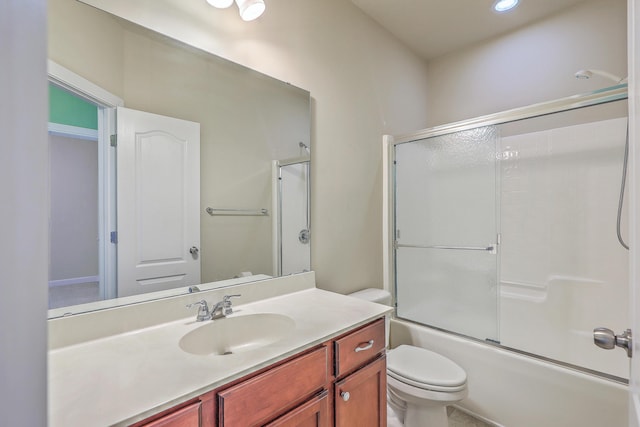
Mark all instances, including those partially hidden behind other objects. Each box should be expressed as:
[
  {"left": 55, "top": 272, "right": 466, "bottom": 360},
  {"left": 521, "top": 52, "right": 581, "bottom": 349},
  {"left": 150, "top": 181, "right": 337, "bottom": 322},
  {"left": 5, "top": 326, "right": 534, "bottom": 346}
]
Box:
[
  {"left": 141, "top": 401, "right": 201, "bottom": 427},
  {"left": 136, "top": 392, "right": 215, "bottom": 427},
  {"left": 264, "top": 392, "right": 330, "bottom": 427},
  {"left": 334, "top": 356, "right": 387, "bottom": 427}
]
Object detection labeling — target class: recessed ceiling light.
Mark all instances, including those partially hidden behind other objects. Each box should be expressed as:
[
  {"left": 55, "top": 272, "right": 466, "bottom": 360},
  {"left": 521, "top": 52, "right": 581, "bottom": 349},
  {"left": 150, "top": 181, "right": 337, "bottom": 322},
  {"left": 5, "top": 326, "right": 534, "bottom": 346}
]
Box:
[{"left": 493, "top": 0, "right": 519, "bottom": 12}]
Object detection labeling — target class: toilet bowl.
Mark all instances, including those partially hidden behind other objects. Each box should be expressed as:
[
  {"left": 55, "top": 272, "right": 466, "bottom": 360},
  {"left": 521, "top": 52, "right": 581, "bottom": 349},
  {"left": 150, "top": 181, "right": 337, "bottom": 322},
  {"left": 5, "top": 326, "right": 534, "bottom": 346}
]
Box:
[
  {"left": 348, "top": 288, "right": 468, "bottom": 427},
  {"left": 387, "top": 344, "right": 467, "bottom": 427}
]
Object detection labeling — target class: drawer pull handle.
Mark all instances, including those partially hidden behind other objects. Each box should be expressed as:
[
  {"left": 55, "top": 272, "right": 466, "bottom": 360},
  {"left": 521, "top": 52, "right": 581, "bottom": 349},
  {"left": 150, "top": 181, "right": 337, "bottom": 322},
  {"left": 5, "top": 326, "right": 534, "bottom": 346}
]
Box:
[
  {"left": 341, "top": 391, "right": 350, "bottom": 402},
  {"left": 354, "top": 340, "right": 374, "bottom": 353}
]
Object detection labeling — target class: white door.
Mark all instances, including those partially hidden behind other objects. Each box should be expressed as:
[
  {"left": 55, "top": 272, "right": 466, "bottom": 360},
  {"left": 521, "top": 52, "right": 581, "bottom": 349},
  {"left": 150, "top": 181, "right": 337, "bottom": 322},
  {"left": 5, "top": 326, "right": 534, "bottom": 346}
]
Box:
[{"left": 116, "top": 107, "right": 200, "bottom": 297}]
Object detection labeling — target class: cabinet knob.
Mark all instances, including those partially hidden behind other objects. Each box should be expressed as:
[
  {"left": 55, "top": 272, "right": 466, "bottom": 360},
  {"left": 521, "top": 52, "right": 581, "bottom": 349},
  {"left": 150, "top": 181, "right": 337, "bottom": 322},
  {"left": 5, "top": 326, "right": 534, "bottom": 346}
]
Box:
[{"left": 340, "top": 391, "right": 350, "bottom": 402}]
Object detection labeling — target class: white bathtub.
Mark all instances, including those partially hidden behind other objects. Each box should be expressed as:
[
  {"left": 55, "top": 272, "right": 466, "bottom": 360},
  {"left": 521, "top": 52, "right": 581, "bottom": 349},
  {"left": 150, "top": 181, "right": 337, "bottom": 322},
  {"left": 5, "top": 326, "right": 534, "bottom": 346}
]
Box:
[{"left": 389, "top": 318, "right": 628, "bottom": 427}]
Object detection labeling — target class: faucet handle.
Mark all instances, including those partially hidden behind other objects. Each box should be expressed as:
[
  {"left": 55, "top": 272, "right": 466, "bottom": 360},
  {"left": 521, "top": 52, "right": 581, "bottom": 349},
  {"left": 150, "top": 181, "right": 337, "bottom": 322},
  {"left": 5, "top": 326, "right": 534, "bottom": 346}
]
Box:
[
  {"left": 186, "top": 299, "right": 208, "bottom": 309},
  {"left": 186, "top": 300, "right": 211, "bottom": 321},
  {"left": 222, "top": 294, "right": 241, "bottom": 315}
]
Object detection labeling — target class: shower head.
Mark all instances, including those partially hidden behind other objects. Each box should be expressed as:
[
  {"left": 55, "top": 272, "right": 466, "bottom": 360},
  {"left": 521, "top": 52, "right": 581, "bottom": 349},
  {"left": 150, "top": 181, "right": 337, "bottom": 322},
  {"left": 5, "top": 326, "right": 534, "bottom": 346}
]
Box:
[{"left": 574, "top": 69, "right": 627, "bottom": 84}]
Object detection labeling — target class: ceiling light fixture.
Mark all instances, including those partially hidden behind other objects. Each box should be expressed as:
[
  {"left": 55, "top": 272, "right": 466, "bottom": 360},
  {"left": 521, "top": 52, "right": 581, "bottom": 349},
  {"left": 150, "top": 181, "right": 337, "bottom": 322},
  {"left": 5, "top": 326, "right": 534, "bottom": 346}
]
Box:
[
  {"left": 235, "top": 0, "right": 265, "bottom": 21},
  {"left": 206, "top": 0, "right": 265, "bottom": 21},
  {"left": 206, "top": 0, "right": 234, "bottom": 8},
  {"left": 493, "top": 0, "right": 519, "bottom": 13}
]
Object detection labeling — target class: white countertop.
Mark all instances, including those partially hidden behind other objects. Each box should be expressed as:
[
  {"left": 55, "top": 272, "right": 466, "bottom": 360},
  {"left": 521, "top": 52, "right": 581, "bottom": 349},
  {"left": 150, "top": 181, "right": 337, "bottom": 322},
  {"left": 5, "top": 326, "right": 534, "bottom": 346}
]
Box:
[{"left": 48, "top": 288, "right": 391, "bottom": 426}]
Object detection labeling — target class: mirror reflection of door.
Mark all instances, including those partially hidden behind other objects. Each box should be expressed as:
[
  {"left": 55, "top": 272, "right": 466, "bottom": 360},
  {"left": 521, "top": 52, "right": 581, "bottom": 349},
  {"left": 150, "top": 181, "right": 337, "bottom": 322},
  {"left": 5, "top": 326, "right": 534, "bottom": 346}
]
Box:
[
  {"left": 48, "top": 84, "right": 102, "bottom": 309},
  {"left": 116, "top": 107, "right": 201, "bottom": 297},
  {"left": 48, "top": 83, "right": 202, "bottom": 307}
]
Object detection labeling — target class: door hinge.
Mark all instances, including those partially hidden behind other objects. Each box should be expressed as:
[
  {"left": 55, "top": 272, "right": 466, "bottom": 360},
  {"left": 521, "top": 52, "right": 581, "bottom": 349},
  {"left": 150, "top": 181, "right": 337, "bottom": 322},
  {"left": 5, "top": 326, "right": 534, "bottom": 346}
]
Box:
[
  {"left": 110, "top": 231, "right": 118, "bottom": 244},
  {"left": 110, "top": 134, "right": 117, "bottom": 147}
]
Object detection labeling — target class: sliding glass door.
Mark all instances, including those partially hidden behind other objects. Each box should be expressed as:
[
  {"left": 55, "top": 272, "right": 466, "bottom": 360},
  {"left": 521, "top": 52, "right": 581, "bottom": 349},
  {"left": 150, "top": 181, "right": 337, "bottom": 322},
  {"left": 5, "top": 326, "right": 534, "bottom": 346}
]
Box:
[{"left": 394, "top": 126, "right": 500, "bottom": 342}]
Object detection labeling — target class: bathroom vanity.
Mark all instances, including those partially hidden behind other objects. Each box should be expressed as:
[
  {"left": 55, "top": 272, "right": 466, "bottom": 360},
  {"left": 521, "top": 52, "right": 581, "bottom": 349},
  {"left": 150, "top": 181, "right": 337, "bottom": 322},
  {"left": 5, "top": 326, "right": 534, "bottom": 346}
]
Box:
[
  {"left": 48, "top": 274, "right": 391, "bottom": 426},
  {"left": 134, "top": 318, "right": 386, "bottom": 426}
]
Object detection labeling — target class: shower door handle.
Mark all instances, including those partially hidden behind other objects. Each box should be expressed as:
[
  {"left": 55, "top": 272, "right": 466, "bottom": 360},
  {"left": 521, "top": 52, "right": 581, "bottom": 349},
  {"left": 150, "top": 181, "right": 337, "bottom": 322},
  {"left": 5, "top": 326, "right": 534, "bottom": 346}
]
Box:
[
  {"left": 593, "top": 327, "right": 632, "bottom": 358},
  {"left": 395, "top": 242, "right": 496, "bottom": 252}
]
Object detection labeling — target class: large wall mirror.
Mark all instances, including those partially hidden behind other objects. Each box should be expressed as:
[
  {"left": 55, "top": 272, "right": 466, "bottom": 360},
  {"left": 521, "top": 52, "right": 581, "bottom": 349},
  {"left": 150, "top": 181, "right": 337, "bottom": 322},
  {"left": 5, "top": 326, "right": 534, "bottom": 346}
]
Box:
[{"left": 47, "top": 0, "right": 311, "bottom": 317}]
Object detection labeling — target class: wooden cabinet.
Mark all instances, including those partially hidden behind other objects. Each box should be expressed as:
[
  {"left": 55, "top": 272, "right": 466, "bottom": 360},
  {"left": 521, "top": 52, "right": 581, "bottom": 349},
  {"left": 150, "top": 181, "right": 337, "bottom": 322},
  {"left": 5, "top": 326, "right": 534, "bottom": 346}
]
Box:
[
  {"left": 334, "top": 356, "right": 386, "bottom": 427},
  {"left": 334, "top": 318, "right": 385, "bottom": 378},
  {"left": 218, "top": 346, "right": 328, "bottom": 426},
  {"left": 133, "top": 317, "right": 386, "bottom": 427},
  {"left": 140, "top": 402, "right": 200, "bottom": 427},
  {"left": 134, "top": 391, "right": 215, "bottom": 427},
  {"left": 333, "top": 318, "right": 387, "bottom": 427},
  {"left": 264, "top": 392, "right": 330, "bottom": 427}
]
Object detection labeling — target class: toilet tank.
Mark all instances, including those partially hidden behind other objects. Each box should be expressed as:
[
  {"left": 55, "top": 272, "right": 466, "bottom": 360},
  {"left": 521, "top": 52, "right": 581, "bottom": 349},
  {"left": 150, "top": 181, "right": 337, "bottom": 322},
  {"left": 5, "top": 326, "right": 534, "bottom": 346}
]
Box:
[
  {"left": 348, "top": 288, "right": 392, "bottom": 306},
  {"left": 348, "top": 288, "right": 392, "bottom": 348}
]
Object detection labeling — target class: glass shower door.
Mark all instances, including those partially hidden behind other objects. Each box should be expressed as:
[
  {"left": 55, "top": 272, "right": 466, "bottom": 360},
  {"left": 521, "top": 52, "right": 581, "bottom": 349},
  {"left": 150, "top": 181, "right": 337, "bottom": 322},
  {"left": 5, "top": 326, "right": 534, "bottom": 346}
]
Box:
[
  {"left": 394, "top": 126, "right": 499, "bottom": 342},
  {"left": 278, "top": 160, "right": 311, "bottom": 276}
]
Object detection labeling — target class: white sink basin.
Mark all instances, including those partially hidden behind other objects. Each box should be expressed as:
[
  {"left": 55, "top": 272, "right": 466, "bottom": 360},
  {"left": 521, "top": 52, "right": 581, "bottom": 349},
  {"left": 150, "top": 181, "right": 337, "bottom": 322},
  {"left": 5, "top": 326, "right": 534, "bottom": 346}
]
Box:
[{"left": 179, "top": 313, "right": 295, "bottom": 356}]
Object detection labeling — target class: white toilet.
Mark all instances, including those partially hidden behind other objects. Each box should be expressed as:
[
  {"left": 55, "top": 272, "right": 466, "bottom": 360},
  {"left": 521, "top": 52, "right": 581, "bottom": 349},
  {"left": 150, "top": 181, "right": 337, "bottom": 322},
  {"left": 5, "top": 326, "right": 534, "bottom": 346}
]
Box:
[{"left": 348, "top": 288, "right": 468, "bottom": 427}]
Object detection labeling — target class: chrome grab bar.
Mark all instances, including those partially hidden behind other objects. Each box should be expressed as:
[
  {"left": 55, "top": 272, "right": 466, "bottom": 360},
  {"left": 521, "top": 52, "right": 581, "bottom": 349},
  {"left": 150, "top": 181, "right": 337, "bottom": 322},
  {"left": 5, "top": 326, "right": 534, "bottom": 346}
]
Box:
[
  {"left": 206, "top": 207, "right": 268, "bottom": 216},
  {"left": 395, "top": 242, "right": 495, "bottom": 252}
]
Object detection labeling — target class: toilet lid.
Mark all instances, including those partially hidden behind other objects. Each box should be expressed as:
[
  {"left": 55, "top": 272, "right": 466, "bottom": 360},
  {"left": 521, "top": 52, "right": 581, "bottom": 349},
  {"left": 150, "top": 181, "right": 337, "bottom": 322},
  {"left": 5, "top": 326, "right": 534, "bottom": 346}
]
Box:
[{"left": 387, "top": 345, "right": 467, "bottom": 392}]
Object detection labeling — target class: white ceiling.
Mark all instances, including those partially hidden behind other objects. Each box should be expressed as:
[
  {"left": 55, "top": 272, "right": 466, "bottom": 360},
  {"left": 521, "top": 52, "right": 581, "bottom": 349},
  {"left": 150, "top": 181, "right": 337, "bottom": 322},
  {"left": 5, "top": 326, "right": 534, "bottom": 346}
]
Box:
[{"left": 350, "top": 0, "right": 589, "bottom": 61}]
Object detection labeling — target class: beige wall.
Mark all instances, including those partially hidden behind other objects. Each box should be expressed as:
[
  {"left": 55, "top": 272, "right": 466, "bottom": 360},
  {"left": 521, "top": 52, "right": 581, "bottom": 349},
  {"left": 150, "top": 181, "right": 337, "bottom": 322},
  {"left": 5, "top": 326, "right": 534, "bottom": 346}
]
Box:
[
  {"left": 48, "top": 0, "right": 125, "bottom": 98},
  {"left": 49, "top": 134, "right": 99, "bottom": 280},
  {"left": 58, "top": 0, "right": 433, "bottom": 294},
  {"left": 425, "top": 0, "right": 627, "bottom": 126}
]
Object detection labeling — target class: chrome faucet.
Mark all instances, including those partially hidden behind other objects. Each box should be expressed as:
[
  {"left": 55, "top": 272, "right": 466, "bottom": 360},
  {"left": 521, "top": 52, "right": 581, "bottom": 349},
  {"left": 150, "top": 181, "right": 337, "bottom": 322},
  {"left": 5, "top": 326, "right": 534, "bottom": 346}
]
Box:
[
  {"left": 186, "top": 294, "right": 241, "bottom": 321},
  {"left": 186, "top": 300, "right": 212, "bottom": 322},
  {"left": 210, "top": 294, "right": 241, "bottom": 319}
]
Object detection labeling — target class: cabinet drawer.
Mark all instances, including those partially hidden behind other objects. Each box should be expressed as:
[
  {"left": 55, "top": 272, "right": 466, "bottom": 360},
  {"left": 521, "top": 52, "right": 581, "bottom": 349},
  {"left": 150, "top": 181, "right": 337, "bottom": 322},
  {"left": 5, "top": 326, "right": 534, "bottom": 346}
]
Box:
[
  {"left": 218, "top": 346, "right": 328, "bottom": 426},
  {"left": 334, "top": 318, "right": 385, "bottom": 378}
]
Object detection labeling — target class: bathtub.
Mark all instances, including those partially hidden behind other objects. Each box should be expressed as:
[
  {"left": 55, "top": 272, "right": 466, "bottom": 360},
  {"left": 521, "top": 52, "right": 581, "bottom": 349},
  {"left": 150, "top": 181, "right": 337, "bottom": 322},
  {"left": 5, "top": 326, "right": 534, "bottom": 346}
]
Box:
[{"left": 389, "top": 318, "right": 628, "bottom": 427}]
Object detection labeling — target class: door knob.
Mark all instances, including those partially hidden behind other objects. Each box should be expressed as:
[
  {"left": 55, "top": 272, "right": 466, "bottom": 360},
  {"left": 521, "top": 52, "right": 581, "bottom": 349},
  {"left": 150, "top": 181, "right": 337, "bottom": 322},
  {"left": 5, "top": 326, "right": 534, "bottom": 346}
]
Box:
[
  {"left": 340, "top": 391, "right": 350, "bottom": 402},
  {"left": 593, "top": 327, "right": 632, "bottom": 358},
  {"left": 189, "top": 246, "right": 199, "bottom": 255}
]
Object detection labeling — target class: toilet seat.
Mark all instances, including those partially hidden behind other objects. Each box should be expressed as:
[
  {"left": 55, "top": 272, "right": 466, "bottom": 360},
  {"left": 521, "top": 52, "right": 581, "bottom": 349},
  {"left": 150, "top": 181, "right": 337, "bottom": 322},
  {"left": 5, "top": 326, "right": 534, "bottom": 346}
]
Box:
[
  {"left": 387, "top": 374, "right": 468, "bottom": 405},
  {"left": 387, "top": 345, "right": 467, "bottom": 392}
]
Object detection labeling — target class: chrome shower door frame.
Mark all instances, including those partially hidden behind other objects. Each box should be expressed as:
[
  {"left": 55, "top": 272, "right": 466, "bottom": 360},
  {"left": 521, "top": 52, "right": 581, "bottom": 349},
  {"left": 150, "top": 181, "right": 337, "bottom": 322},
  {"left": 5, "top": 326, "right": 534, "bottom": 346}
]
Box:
[{"left": 384, "top": 83, "right": 629, "bottom": 382}]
